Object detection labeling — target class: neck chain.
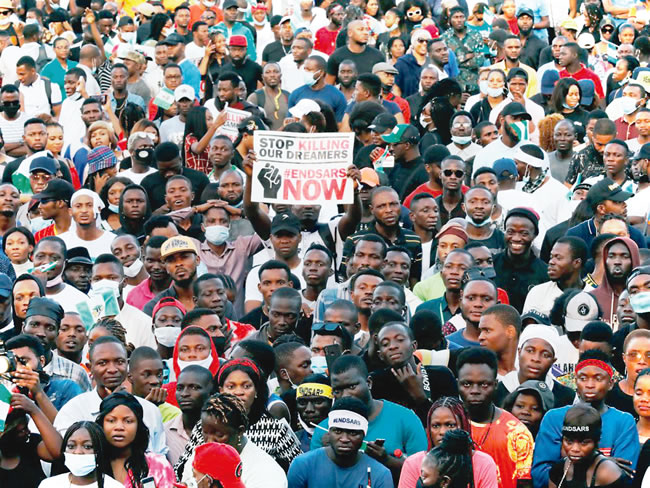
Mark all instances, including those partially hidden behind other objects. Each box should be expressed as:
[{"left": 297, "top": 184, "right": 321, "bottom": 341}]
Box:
[{"left": 476, "top": 404, "right": 496, "bottom": 448}]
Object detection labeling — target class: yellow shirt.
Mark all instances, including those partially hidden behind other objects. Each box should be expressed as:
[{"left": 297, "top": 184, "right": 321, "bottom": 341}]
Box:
[{"left": 491, "top": 60, "right": 540, "bottom": 98}]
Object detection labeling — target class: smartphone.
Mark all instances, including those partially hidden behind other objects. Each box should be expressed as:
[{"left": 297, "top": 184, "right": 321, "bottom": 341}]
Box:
[
  {"left": 141, "top": 477, "right": 156, "bottom": 488},
  {"left": 101, "top": 94, "right": 108, "bottom": 104},
  {"left": 375, "top": 438, "right": 385, "bottom": 447},
  {"left": 324, "top": 343, "right": 343, "bottom": 373}
]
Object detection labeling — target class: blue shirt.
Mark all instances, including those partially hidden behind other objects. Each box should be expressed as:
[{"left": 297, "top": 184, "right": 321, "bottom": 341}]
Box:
[
  {"left": 288, "top": 84, "right": 348, "bottom": 122},
  {"left": 179, "top": 59, "right": 201, "bottom": 100},
  {"left": 532, "top": 405, "right": 639, "bottom": 488},
  {"left": 446, "top": 329, "right": 480, "bottom": 347},
  {"left": 395, "top": 52, "right": 459, "bottom": 98},
  {"left": 111, "top": 92, "right": 145, "bottom": 112},
  {"left": 288, "top": 448, "right": 393, "bottom": 488},
  {"left": 40, "top": 59, "right": 78, "bottom": 100},
  {"left": 43, "top": 378, "right": 82, "bottom": 410},
  {"left": 517, "top": 0, "right": 549, "bottom": 42},
  {"left": 310, "top": 400, "right": 427, "bottom": 456},
  {"left": 566, "top": 218, "right": 647, "bottom": 250}
]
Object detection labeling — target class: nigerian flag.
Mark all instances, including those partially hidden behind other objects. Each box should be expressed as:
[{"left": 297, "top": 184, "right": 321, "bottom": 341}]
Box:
[
  {"left": 76, "top": 288, "right": 121, "bottom": 330},
  {"left": 0, "top": 383, "right": 11, "bottom": 432},
  {"left": 11, "top": 151, "right": 52, "bottom": 194}
]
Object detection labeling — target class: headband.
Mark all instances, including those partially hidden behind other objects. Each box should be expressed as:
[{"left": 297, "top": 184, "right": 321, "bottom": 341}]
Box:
[
  {"left": 152, "top": 297, "right": 187, "bottom": 319},
  {"left": 328, "top": 410, "right": 368, "bottom": 435},
  {"left": 575, "top": 359, "right": 613, "bottom": 378},
  {"left": 71, "top": 188, "right": 105, "bottom": 217},
  {"left": 217, "top": 358, "right": 261, "bottom": 384},
  {"left": 296, "top": 383, "right": 333, "bottom": 399},
  {"left": 562, "top": 424, "right": 601, "bottom": 440}
]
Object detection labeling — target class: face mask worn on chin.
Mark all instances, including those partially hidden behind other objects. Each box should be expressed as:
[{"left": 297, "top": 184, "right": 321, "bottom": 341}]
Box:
[
  {"left": 47, "top": 272, "right": 64, "bottom": 287},
  {"left": 486, "top": 86, "right": 503, "bottom": 98},
  {"left": 154, "top": 326, "right": 182, "bottom": 347},
  {"left": 563, "top": 101, "right": 579, "bottom": 110},
  {"left": 89, "top": 279, "right": 121, "bottom": 300},
  {"left": 64, "top": 453, "right": 97, "bottom": 477},
  {"left": 479, "top": 80, "right": 489, "bottom": 95},
  {"left": 465, "top": 214, "right": 492, "bottom": 228},
  {"left": 311, "top": 355, "right": 328, "bottom": 375},
  {"left": 621, "top": 96, "right": 640, "bottom": 115},
  {"left": 630, "top": 291, "right": 650, "bottom": 314},
  {"left": 178, "top": 355, "right": 213, "bottom": 371},
  {"left": 108, "top": 203, "right": 119, "bottom": 213},
  {"left": 452, "top": 135, "right": 472, "bottom": 145},
  {"left": 124, "top": 258, "right": 144, "bottom": 278},
  {"left": 204, "top": 225, "right": 230, "bottom": 245}
]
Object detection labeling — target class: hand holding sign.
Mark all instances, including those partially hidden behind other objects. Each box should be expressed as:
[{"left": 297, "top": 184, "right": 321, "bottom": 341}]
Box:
[{"left": 258, "top": 163, "right": 282, "bottom": 199}]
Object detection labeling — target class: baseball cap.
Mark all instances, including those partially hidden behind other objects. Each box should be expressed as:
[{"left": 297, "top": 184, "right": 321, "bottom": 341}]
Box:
[
  {"left": 517, "top": 7, "right": 534, "bottom": 18},
  {"left": 540, "top": 70, "right": 559, "bottom": 96},
  {"left": 560, "top": 18, "right": 578, "bottom": 31},
  {"left": 229, "top": 35, "right": 247, "bottom": 47},
  {"left": 513, "top": 380, "right": 555, "bottom": 412},
  {"left": 565, "top": 291, "right": 600, "bottom": 332},
  {"left": 237, "top": 116, "right": 268, "bottom": 134},
  {"left": 578, "top": 32, "right": 596, "bottom": 50},
  {"left": 87, "top": 146, "right": 118, "bottom": 176},
  {"left": 33, "top": 179, "right": 75, "bottom": 203},
  {"left": 280, "top": 15, "right": 292, "bottom": 25},
  {"left": 135, "top": 2, "right": 155, "bottom": 17},
  {"left": 289, "top": 99, "right": 321, "bottom": 118},
  {"left": 521, "top": 310, "right": 551, "bottom": 325},
  {"left": 360, "top": 168, "right": 380, "bottom": 187},
  {"left": 586, "top": 177, "right": 633, "bottom": 206},
  {"left": 271, "top": 212, "right": 301, "bottom": 235},
  {"left": 192, "top": 443, "right": 245, "bottom": 488},
  {"left": 223, "top": 0, "right": 239, "bottom": 9},
  {"left": 578, "top": 79, "right": 595, "bottom": 106},
  {"left": 633, "top": 143, "right": 650, "bottom": 161},
  {"left": 500, "top": 102, "right": 532, "bottom": 120},
  {"left": 0, "top": 0, "right": 15, "bottom": 9},
  {"left": 372, "top": 62, "right": 399, "bottom": 75},
  {"left": 368, "top": 113, "right": 397, "bottom": 133},
  {"left": 600, "top": 16, "right": 615, "bottom": 29},
  {"left": 505, "top": 207, "right": 540, "bottom": 234},
  {"left": 381, "top": 124, "right": 420, "bottom": 144},
  {"left": 492, "top": 158, "right": 518, "bottom": 181},
  {"left": 0, "top": 273, "right": 11, "bottom": 298},
  {"left": 174, "top": 84, "right": 195, "bottom": 102},
  {"left": 160, "top": 33, "right": 185, "bottom": 45},
  {"left": 161, "top": 236, "right": 198, "bottom": 260},
  {"left": 30, "top": 156, "right": 57, "bottom": 175},
  {"left": 121, "top": 50, "right": 146, "bottom": 64},
  {"left": 66, "top": 247, "right": 93, "bottom": 266}
]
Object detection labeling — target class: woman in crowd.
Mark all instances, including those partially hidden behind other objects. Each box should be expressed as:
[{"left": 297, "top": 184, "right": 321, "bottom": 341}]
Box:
[
  {"left": 200, "top": 32, "right": 230, "bottom": 102},
  {"left": 470, "top": 69, "right": 507, "bottom": 124},
  {"left": 39, "top": 421, "right": 122, "bottom": 488},
  {"left": 607, "top": 55, "right": 640, "bottom": 103},
  {"left": 86, "top": 122, "right": 122, "bottom": 165},
  {"left": 503, "top": 381, "right": 553, "bottom": 438},
  {"left": 418, "top": 429, "right": 476, "bottom": 488},
  {"left": 175, "top": 358, "right": 302, "bottom": 473},
  {"left": 387, "top": 37, "right": 407, "bottom": 64},
  {"left": 178, "top": 393, "right": 287, "bottom": 487},
  {"left": 99, "top": 176, "right": 133, "bottom": 231},
  {"left": 96, "top": 391, "right": 175, "bottom": 487},
  {"left": 609, "top": 329, "right": 650, "bottom": 418},
  {"left": 550, "top": 79, "right": 589, "bottom": 130},
  {"left": 46, "top": 121, "right": 80, "bottom": 188},
  {"left": 143, "top": 13, "right": 171, "bottom": 45},
  {"left": 131, "top": 120, "right": 160, "bottom": 146},
  {"left": 3, "top": 226, "right": 34, "bottom": 277},
  {"left": 183, "top": 106, "right": 226, "bottom": 175},
  {"left": 398, "top": 396, "right": 498, "bottom": 488},
  {"left": 538, "top": 114, "right": 565, "bottom": 153},
  {"left": 8, "top": 273, "right": 44, "bottom": 339},
  {"left": 634, "top": 368, "right": 650, "bottom": 443}
]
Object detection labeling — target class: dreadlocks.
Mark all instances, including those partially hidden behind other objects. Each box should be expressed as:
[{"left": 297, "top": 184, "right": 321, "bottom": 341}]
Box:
[{"left": 202, "top": 393, "right": 249, "bottom": 433}]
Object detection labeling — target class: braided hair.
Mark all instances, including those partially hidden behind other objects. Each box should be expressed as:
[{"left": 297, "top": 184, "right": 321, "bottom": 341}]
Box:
[
  {"left": 426, "top": 396, "right": 471, "bottom": 449},
  {"left": 424, "top": 430, "right": 474, "bottom": 488},
  {"left": 202, "top": 393, "right": 249, "bottom": 436},
  {"left": 63, "top": 421, "right": 111, "bottom": 488}
]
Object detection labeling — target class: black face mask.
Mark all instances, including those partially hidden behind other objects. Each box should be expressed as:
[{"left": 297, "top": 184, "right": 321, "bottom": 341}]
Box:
[
  {"left": 212, "top": 336, "right": 227, "bottom": 356},
  {"left": 135, "top": 147, "right": 154, "bottom": 164},
  {"left": 2, "top": 103, "right": 19, "bottom": 118}
]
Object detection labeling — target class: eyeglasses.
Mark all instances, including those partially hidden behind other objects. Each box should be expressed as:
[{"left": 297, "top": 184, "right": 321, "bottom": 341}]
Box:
[
  {"left": 312, "top": 322, "right": 344, "bottom": 332},
  {"left": 452, "top": 122, "right": 472, "bottom": 129},
  {"left": 602, "top": 27, "right": 614, "bottom": 33},
  {"left": 443, "top": 169, "right": 464, "bottom": 178},
  {"left": 625, "top": 351, "right": 650, "bottom": 362},
  {"left": 416, "top": 38, "right": 428, "bottom": 43},
  {"left": 407, "top": 9, "right": 422, "bottom": 17}
]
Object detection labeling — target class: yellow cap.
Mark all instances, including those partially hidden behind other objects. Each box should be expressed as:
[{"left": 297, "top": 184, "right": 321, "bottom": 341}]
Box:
[{"left": 161, "top": 236, "right": 198, "bottom": 259}]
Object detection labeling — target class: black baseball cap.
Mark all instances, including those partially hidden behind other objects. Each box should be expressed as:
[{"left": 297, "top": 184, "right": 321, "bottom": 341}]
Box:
[
  {"left": 517, "top": 7, "right": 534, "bottom": 18},
  {"left": 33, "top": 179, "right": 75, "bottom": 204},
  {"left": 500, "top": 102, "right": 532, "bottom": 120},
  {"left": 271, "top": 212, "right": 301, "bottom": 235},
  {"left": 66, "top": 247, "right": 93, "bottom": 266},
  {"left": 586, "top": 177, "right": 633, "bottom": 206},
  {"left": 160, "top": 33, "right": 185, "bottom": 45},
  {"left": 223, "top": 0, "right": 238, "bottom": 9},
  {"left": 368, "top": 113, "right": 398, "bottom": 133},
  {"left": 633, "top": 143, "right": 650, "bottom": 161}
]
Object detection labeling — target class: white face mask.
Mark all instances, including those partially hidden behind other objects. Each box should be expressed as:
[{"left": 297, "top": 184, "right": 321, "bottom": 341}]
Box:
[
  {"left": 419, "top": 111, "right": 432, "bottom": 129},
  {"left": 154, "top": 326, "right": 181, "bottom": 347},
  {"left": 89, "top": 279, "right": 121, "bottom": 300},
  {"left": 121, "top": 31, "right": 135, "bottom": 43},
  {"left": 124, "top": 258, "right": 144, "bottom": 278},
  {"left": 479, "top": 80, "right": 489, "bottom": 95},
  {"left": 203, "top": 0, "right": 215, "bottom": 6},
  {"left": 487, "top": 86, "right": 503, "bottom": 98},
  {"left": 621, "top": 96, "right": 640, "bottom": 115},
  {"left": 177, "top": 355, "right": 213, "bottom": 371},
  {"left": 452, "top": 135, "right": 472, "bottom": 145},
  {"left": 162, "top": 28, "right": 173, "bottom": 37},
  {"left": 204, "top": 225, "right": 230, "bottom": 245},
  {"left": 47, "top": 272, "right": 64, "bottom": 288},
  {"left": 64, "top": 453, "right": 96, "bottom": 477},
  {"left": 311, "top": 355, "right": 328, "bottom": 375}
]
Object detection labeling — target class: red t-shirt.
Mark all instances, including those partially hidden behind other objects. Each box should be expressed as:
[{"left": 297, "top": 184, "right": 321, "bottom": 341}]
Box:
[
  {"left": 315, "top": 26, "right": 340, "bottom": 55},
  {"left": 403, "top": 183, "right": 469, "bottom": 208},
  {"left": 559, "top": 65, "right": 605, "bottom": 99},
  {"left": 34, "top": 224, "right": 56, "bottom": 243}
]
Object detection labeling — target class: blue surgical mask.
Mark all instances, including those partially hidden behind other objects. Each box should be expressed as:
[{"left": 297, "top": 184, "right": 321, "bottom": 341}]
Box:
[
  {"left": 205, "top": 225, "right": 230, "bottom": 245},
  {"left": 487, "top": 86, "right": 503, "bottom": 98},
  {"left": 630, "top": 292, "right": 650, "bottom": 314},
  {"left": 621, "top": 96, "right": 640, "bottom": 115},
  {"left": 452, "top": 135, "right": 472, "bottom": 145},
  {"left": 108, "top": 203, "right": 119, "bottom": 213},
  {"left": 465, "top": 214, "right": 492, "bottom": 228},
  {"left": 302, "top": 69, "right": 319, "bottom": 87},
  {"left": 311, "top": 355, "right": 328, "bottom": 375}
]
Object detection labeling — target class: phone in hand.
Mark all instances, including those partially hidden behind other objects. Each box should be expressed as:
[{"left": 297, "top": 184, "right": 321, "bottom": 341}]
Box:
[
  {"left": 100, "top": 94, "right": 108, "bottom": 104},
  {"left": 141, "top": 477, "right": 156, "bottom": 488},
  {"left": 324, "top": 343, "right": 343, "bottom": 373}
]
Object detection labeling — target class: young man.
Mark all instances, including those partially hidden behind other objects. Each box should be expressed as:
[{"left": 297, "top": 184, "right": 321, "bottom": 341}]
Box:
[
  {"left": 532, "top": 350, "right": 639, "bottom": 488},
  {"left": 294, "top": 375, "right": 334, "bottom": 451},
  {"left": 55, "top": 311, "right": 87, "bottom": 366},
  {"left": 111, "top": 234, "right": 148, "bottom": 290},
  {"left": 447, "top": 278, "right": 498, "bottom": 347},
  {"left": 457, "top": 347, "right": 534, "bottom": 488},
  {"left": 464, "top": 186, "right": 505, "bottom": 255},
  {"left": 249, "top": 287, "right": 303, "bottom": 345},
  {"left": 302, "top": 244, "right": 333, "bottom": 314},
  {"left": 241, "top": 260, "right": 291, "bottom": 328},
  {"left": 126, "top": 236, "right": 172, "bottom": 310},
  {"left": 478, "top": 304, "right": 521, "bottom": 378},
  {"left": 33, "top": 179, "right": 74, "bottom": 241},
  {"left": 274, "top": 341, "right": 313, "bottom": 395}
]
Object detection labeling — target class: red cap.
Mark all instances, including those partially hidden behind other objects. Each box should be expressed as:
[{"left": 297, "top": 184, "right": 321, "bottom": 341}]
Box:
[
  {"left": 251, "top": 3, "right": 267, "bottom": 11},
  {"left": 228, "top": 35, "right": 248, "bottom": 47},
  {"left": 193, "top": 443, "right": 245, "bottom": 488},
  {"left": 152, "top": 297, "right": 187, "bottom": 319}
]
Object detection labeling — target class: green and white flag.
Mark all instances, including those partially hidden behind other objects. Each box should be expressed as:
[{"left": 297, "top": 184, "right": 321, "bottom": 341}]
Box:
[
  {"left": 11, "top": 150, "right": 53, "bottom": 195},
  {"left": 0, "top": 383, "right": 12, "bottom": 432},
  {"left": 76, "top": 289, "right": 121, "bottom": 330}
]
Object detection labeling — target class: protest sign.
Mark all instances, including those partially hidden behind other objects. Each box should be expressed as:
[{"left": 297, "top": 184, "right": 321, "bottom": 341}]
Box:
[
  {"left": 252, "top": 131, "right": 354, "bottom": 205},
  {"left": 218, "top": 107, "right": 251, "bottom": 142}
]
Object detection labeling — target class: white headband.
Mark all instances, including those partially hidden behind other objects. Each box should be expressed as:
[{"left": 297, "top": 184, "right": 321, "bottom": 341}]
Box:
[{"left": 328, "top": 410, "right": 368, "bottom": 434}]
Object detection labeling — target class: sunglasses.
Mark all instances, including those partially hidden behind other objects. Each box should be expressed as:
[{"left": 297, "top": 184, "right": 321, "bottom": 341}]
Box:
[
  {"left": 443, "top": 169, "right": 464, "bottom": 178},
  {"left": 407, "top": 8, "right": 422, "bottom": 17},
  {"left": 602, "top": 27, "right": 614, "bottom": 33},
  {"left": 312, "top": 322, "right": 344, "bottom": 332},
  {"left": 0, "top": 10, "right": 11, "bottom": 15}
]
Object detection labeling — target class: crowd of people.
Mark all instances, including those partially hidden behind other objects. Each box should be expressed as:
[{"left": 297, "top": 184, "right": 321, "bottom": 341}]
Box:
[{"left": 1, "top": 0, "right": 650, "bottom": 486}]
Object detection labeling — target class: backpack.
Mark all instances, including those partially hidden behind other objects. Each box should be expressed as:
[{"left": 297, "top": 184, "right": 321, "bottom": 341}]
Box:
[
  {"left": 15, "top": 76, "right": 53, "bottom": 112},
  {"left": 35, "top": 43, "right": 50, "bottom": 72}
]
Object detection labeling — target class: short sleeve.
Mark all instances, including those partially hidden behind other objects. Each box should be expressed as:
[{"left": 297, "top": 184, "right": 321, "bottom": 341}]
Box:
[
  {"left": 51, "top": 82, "right": 62, "bottom": 105},
  {"left": 509, "top": 422, "right": 534, "bottom": 480}
]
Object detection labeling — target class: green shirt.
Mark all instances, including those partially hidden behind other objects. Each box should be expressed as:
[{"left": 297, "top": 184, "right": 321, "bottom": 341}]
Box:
[{"left": 41, "top": 58, "right": 78, "bottom": 100}]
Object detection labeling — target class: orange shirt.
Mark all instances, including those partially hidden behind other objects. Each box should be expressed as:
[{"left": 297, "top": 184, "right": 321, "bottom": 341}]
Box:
[{"left": 189, "top": 4, "right": 223, "bottom": 28}]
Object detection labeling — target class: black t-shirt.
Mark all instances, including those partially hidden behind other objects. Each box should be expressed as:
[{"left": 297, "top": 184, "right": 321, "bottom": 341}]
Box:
[
  {"left": 326, "top": 46, "right": 385, "bottom": 79},
  {"left": 607, "top": 381, "right": 636, "bottom": 418},
  {"left": 0, "top": 433, "right": 46, "bottom": 488},
  {"left": 388, "top": 156, "right": 425, "bottom": 201},
  {"left": 467, "top": 228, "right": 506, "bottom": 255},
  {"left": 262, "top": 41, "right": 291, "bottom": 63},
  {"left": 222, "top": 59, "right": 263, "bottom": 97}
]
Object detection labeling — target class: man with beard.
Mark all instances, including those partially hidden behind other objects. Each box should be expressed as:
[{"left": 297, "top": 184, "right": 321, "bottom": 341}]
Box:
[
  {"left": 111, "top": 234, "right": 148, "bottom": 290},
  {"left": 109, "top": 63, "right": 145, "bottom": 113},
  {"left": 406, "top": 67, "right": 438, "bottom": 123},
  {"left": 0, "top": 183, "right": 18, "bottom": 237},
  {"left": 161, "top": 33, "right": 201, "bottom": 96},
  {"left": 63, "top": 247, "right": 92, "bottom": 294},
  {"left": 493, "top": 208, "right": 548, "bottom": 312},
  {"left": 222, "top": 35, "right": 263, "bottom": 96},
  {"left": 403, "top": 145, "right": 453, "bottom": 207},
  {"left": 33, "top": 179, "right": 74, "bottom": 242},
  {"left": 0, "top": 84, "right": 28, "bottom": 157},
  {"left": 591, "top": 236, "right": 640, "bottom": 325},
  {"left": 55, "top": 312, "right": 87, "bottom": 366},
  {"left": 263, "top": 16, "right": 294, "bottom": 64},
  {"left": 537, "top": 36, "right": 568, "bottom": 86},
  {"left": 326, "top": 20, "right": 384, "bottom": 83},
  {"left": 436, "top": 156, "right": 467, "bottom": 226},
  {"left": 458, "top": 347, "right": 535, "bottom": 488},
  {"left": 249, "top": 286, "right": 302, "bottom": 345},
  {"left": 373, "top": 63, "right": 410, "bottom": 124},
  {"left": 340, "top": 187, "right": 421, "bottom": 286},
  {"left": 382, "top": 124, "right": 422, "bottom": 200},
  {"left": 290, "top": 55, "right": 347, "bottom": 122},
  {"left": 442, "top": 6, "right": 485, "bottom": 94},
  {"left": 211, "top": 71, "right": 260, "bottom": 115},
  {"left": 473, "top": 102, "right": 532, "bottom": 174},
  {"left": 279, "top": 37, "right": 314, "bottom": 93},
  {"left": 216, "top": 169, "right": 244, "bottom": 205},
  {"left": 61, "top": 98, "right": 104, "bottom": 179},
  {"left": 214, "top": 0, "right": 256, "bottom": 61},
  {"left": 491, "top": 35, "right": 539, "bottom": 98},
  {"left": 247, "top": 63, "right": 289, "bottom": 130},
  {"left": 516, "top": 8, "right": 546, "bottom": 70},
  {"left": 315, "top": 3, "right": 343, "bottom": 55},
  {"left": 22, "top": 297, "right": 91, "bottom": 391},
  {"left": 547, "top": 119, "right": 576, "bottom": 184},
  {"left": 127, "top": 236, "right": 172, "bottom": 310},
  {"left": 207, "top": 136, "right": 237, "bottom": 183},
  {"left": 464, "top": 186, "right": 505, "bottom": 255},
  {"left": 336, "top": 60, "right": 357, "bottom": 101},
  {"left": 558, "top": 42, "right": 604, "bottom": 99},
  {"left": 144, "top": 236, "right": 202, "bottom": 315},
  {"left": 54, "top": 336, "right": 167, "bottom": 455},
  {"left": 120, "top": 133, "right": 157, "bottom": 185},
  {"left": 565, "top": 118, "right": 616, "bottom": 185}
]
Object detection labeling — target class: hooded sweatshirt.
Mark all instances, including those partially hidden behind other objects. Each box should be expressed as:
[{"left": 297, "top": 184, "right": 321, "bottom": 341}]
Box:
[
  {"left": 590, "top": 236, "right": 640, "bottom": 326},
  {"left": 162, "top": 326, "right": 220, "bottom": 407}
]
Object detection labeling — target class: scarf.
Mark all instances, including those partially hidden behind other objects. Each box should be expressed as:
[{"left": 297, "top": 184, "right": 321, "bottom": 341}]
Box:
[{"left": 522, "top": 169, "right": 548, "bottom": 193}]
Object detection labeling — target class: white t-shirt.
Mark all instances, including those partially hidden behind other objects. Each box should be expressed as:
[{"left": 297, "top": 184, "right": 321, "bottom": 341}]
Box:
[
  {"left": 39, "top": 473, "right": 123, "bottom": 488},
  {"left": 116, "top": 303, "right": 157, "bottom": 349},
  {"left": 473, "top": 138, "right": 520, "bottom": 175},
  {"left": 118, "top": 167, "right": 157, "bottom": 185},
  {"left": 555, "top": 334, "right": 580, "bottom": 377},
  {"left": 48, "top": 283, "right": 90, "bottom": 313},
  {"left": 59, "top": 229, "right": 117, "bottom": 259},
  {"left": 19, "top": 76, "right": 63, "bottom": 117},
  {"left": 159, "top": 115, "right": 186, "bottom": 147},
  {"left": 185, "top": 41, "right": 206, "bottom": 63},
  {"left": 627, "top": 185, "right": 650, "bottom": 219},
  {"left": 59, "top": 94, "right": 86, "bottom": 147}
]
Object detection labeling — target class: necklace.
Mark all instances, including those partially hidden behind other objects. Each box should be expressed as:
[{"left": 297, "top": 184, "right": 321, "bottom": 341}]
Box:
[{"left": 476, "top": 404, "right": 496, "bottom": 448}]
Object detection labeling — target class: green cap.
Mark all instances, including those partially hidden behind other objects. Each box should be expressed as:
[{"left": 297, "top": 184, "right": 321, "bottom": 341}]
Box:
[{"left": 381, "top": 124, "right": 420, "bottom": 144}]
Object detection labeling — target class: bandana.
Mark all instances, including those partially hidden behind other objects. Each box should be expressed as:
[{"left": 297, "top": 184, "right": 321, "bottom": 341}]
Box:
[
  {"left": 522, "top": 168, "right": 548, "bottom": 194},
  {"left": 562, "top": 423, "right": 600, "bottom": 441},
  {"left": 328, "top": 409, "right": 368, "bottom": 434},
  {"left": 575, "top": 359, "right": 613, "bottom": 378},
  {"left": 217, "top": 358, "right": 261, "bottom": 383},
  {"left": 296, "top": 383, "right": 333, "bottom": 399},
  {"left": 71, "top": 189, "right": 105, "bottom": 224}
]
